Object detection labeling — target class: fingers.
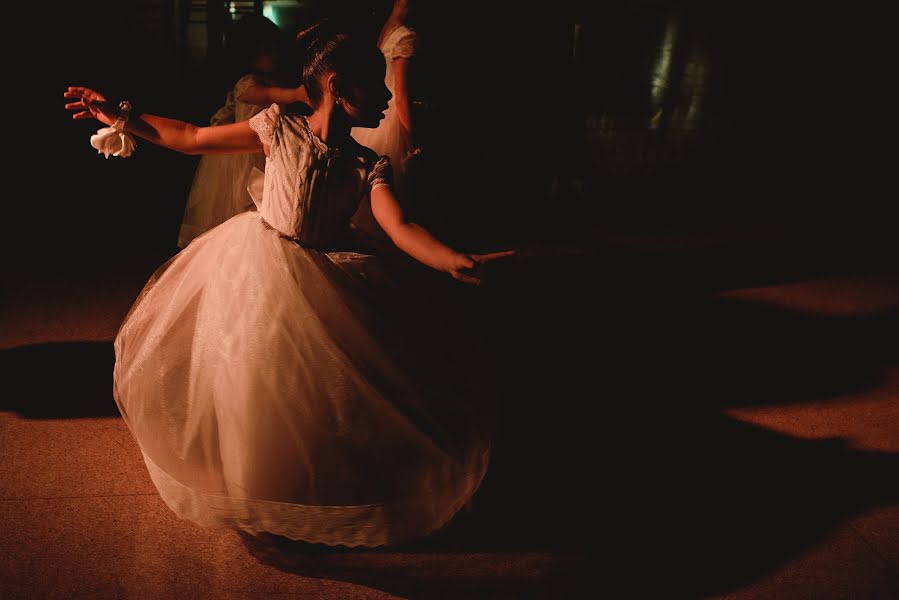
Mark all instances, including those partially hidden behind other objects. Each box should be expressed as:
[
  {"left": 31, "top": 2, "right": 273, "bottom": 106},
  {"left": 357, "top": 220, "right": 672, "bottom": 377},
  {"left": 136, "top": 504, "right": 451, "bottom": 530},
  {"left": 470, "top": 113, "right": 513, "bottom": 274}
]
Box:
[
  {"left": 64, "top": 87, "right": 112, "bottom": 122},
  {"left": 473, "top": 250, "right": 517, "bottom": 263},
  {"left": 449, "top": 249, "right": 517, "bottom": 286},
  {"left": 64, "top": 87, "right": 107, "bottom": 102},
  {"left": 65, "top": 86, "right": 97, "bottom": 97},
  {"left": 452, "top": 271, "right": 483, "bottom": 286},
  {"left": 64, "top": 88, "right": 92, "bottom": 102}
]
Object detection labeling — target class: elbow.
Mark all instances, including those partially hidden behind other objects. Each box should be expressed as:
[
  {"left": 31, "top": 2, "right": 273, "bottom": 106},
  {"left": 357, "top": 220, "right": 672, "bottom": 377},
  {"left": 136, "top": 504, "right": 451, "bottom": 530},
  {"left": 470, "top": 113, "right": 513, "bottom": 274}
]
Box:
[
  {"left": 181, "top": 125, "right": 203, "bottom": 155},
  {"left": 379, "top": 221, "right": 405, "bottom": 245},
  {"left": 385, "top": 221, "right": 417, "bottom": 248}
]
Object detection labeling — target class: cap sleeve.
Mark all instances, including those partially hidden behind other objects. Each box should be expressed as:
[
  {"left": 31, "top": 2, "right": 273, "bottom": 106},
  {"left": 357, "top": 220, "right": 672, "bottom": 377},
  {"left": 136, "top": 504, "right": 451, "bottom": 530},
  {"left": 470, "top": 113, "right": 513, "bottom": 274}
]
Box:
[
  {"left": 232, "top": 74, "right": 258, "bottom": 100},
  {"left": 368, "top": 156, "right": 393, "bottom": 191},
  {"left": 390, "top": 29, "right": 418, "bottom": 60},
  {"left": 248, "top": 103, "right": 280, "bottom": 146}
]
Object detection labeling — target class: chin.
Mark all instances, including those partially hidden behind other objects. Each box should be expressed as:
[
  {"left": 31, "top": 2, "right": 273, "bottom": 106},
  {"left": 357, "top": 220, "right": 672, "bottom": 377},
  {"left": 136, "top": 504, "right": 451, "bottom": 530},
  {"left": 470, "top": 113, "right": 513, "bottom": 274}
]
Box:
[{"left": 362, "top": 115, "right": 384, "bottom": 128}]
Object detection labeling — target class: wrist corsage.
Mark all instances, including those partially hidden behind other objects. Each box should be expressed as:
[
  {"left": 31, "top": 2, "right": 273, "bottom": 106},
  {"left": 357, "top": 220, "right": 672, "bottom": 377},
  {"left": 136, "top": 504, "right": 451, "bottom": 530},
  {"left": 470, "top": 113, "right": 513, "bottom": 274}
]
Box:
[{"left": 90, "top": 100, "right": 137, "bottom": 158}]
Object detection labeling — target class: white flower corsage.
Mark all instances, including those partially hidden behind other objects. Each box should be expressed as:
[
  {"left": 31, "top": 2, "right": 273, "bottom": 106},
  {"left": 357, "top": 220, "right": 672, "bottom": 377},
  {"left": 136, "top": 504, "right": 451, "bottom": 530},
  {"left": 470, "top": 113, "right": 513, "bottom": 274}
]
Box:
[
  {"left": 90, "top": 123, "right": 136, "bottom": 158},
  {"left": 90, "top": 100, "right": 136, "bottom": 158}
]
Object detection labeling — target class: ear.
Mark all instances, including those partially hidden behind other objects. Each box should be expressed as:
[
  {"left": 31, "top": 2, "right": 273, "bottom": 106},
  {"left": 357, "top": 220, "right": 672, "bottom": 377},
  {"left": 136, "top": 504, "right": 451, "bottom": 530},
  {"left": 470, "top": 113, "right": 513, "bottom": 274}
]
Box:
[{"left": 326, "top": 73, "right": 346, "bottom": 100}]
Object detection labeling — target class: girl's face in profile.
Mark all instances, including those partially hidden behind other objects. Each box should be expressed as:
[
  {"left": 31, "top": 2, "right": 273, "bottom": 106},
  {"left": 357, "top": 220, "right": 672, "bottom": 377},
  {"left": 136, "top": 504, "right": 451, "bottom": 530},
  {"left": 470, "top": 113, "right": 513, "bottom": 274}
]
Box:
[{"left": 342, "top": 56, "right": 391, "bottom": 128}]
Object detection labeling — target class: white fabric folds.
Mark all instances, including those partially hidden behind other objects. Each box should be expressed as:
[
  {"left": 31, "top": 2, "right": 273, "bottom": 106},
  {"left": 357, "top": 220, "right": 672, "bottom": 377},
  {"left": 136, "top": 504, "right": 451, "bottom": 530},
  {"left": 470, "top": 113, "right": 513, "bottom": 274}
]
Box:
[{"left": 90, "top": 120, "right": 136, "bottom": 158}]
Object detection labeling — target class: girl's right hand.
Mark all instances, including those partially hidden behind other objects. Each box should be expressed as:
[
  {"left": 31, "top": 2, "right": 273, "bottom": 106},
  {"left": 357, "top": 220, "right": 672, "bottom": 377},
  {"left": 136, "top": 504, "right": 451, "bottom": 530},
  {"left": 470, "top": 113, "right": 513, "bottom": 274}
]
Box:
[
  {"left": 448, "top": 250, "right": 517, "bottom": 286},
  {"left": 64, "top": 87, "right": 118, "bottom": 126}
]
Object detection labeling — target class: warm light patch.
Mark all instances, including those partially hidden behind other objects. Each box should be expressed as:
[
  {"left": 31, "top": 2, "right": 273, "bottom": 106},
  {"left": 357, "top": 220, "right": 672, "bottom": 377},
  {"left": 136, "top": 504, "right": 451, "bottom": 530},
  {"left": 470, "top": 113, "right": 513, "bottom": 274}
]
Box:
[
  {"left": 726, "top": 367, "right": 899, "bottom": 452},
  {"left": 721, "top": 273, "right": 899, "bottom": 317}
]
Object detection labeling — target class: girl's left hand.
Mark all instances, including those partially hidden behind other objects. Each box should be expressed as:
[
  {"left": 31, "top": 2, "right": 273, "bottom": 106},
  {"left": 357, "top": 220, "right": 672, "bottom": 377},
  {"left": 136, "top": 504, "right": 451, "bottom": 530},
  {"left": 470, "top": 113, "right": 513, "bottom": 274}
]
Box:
[{"left": 64, "top": 87, "right": 118, "bottom": 126}]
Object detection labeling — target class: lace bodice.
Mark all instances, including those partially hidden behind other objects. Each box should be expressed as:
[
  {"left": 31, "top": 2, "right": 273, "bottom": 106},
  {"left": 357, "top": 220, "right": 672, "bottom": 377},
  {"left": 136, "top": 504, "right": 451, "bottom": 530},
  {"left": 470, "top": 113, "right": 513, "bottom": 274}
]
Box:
[{"left": 249, "top": 104, "right": 392, "bottom": 249}]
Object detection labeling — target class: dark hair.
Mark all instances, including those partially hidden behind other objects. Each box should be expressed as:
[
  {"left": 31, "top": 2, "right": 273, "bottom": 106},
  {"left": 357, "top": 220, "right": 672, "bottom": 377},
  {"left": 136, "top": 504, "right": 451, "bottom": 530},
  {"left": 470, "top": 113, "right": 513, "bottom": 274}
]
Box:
[
  {"left": 226, "top": 14, "right": 281, "bottom": 75},
  {"left": 296, "top": 19, "right": 383, "bottom": 107}
]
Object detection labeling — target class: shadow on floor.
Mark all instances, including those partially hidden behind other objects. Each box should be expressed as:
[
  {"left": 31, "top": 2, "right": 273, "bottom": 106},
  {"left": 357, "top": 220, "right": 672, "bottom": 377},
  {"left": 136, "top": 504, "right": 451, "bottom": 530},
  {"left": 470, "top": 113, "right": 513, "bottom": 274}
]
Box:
[
  {"left": 477, "top": 257, "right": 898, "bottom": 596},
  {"left": 241, "top": 531, "right": 591, "bottom": 599},
  {"left": 238, "top": 258, "right": 898, "bottom": 598},
  {"left": 0, "top": 342, "right": 118, "bottom": 418},
  {"left": 238, "top": 414, "right": 897, "bottom": 598}
]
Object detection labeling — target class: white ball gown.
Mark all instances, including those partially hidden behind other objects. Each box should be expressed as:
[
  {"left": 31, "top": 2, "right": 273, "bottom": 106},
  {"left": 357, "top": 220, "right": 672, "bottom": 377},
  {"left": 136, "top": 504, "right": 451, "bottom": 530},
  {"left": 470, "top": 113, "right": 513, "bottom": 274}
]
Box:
[
  {"left": 114, "top": 104, "right": 491, "bottom": 547},
  {"left": 176, "top": 75, "right": 267, "bottom": 248}
]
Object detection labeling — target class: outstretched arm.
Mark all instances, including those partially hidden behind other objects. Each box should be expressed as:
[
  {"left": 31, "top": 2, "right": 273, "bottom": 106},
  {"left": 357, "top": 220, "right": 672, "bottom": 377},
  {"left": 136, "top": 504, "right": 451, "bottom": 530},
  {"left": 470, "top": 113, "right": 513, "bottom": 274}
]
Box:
[
  {"left": 237, "top": 82, "right": 311, "bottom": 108},
  {"left": 371, "top": 185, "right": 513, "bottom": 285},
  {"left": 64, "top": 87, "right": 263, "bottom": 156}
]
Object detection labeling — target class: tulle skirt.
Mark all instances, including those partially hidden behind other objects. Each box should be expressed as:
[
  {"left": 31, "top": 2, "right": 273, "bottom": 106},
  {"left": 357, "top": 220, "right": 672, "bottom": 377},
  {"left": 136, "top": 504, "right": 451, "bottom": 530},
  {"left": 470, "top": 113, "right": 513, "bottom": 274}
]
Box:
[
  {"left": 177, "top": 152, "right": 262, "bottom": 248},
  {"left": 114, "top": 212, "right": 491, "bottom": 547}
]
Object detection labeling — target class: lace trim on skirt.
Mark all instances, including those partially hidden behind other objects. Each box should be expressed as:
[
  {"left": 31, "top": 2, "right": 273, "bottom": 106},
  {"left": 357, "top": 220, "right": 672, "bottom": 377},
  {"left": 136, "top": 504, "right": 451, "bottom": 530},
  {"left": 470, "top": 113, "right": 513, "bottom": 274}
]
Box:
[{"left": 142, "top": 449, "right": 488, "bottom": 548}]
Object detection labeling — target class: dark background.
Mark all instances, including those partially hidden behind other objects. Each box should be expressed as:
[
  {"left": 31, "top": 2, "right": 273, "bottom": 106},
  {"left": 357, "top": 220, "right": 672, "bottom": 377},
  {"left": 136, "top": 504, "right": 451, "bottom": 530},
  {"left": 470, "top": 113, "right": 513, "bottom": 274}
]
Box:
[{"left": 4, "top": 0, "right": 894, "bottom": 277}]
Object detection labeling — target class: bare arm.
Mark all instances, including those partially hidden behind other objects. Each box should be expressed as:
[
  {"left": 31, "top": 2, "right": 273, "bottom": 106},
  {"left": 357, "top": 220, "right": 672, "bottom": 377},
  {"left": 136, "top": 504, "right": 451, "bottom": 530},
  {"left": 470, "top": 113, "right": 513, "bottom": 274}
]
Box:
[
  {"left": 393, "top": 58, "right": 413, "bottom": 139},
  {"left": 65, "top": 87, "right": 263, "bottom": 156},
  {"left": 127, "top": 116, "right": 261, "bottom": 155},
  {"left": 237, "top": 83, "right": 311, "bottom": 108},
  {"left": 371, "top": 185, "right": 513, "bottom": 285}
]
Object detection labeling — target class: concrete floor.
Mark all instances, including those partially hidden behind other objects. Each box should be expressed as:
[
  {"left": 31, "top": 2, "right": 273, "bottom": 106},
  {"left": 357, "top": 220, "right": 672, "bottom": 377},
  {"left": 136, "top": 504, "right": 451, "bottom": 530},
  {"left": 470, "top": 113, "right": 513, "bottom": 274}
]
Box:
[{"left": 1, "top": 240, "right": 897, "bottom": 599}]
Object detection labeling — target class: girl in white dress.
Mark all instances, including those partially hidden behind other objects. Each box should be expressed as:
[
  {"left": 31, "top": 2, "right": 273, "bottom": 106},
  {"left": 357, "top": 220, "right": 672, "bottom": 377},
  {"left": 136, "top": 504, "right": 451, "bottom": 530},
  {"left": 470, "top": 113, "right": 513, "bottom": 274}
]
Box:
[
  {"left": 347, "top": 1, "right": 422, "bottom": 254},
  {"left": 177, "top": 15, "right": 309, "bottom": 249},
  {"left": 351, "top": 0, "right": 418, "bottom": 197},
  {"left": 64, "top": 23, "right": 512, "bottom": 548}
]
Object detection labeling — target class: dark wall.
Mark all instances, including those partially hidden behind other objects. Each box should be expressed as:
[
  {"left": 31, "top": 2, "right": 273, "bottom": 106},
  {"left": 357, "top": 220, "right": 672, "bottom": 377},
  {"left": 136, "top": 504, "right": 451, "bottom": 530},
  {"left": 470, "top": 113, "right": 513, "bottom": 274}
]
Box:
[
  {"left": 8, "top": 0, "right": 207, "bottom": 273},
  {"left": 5, "top": 1, "right": 892, "bottom": 276}
]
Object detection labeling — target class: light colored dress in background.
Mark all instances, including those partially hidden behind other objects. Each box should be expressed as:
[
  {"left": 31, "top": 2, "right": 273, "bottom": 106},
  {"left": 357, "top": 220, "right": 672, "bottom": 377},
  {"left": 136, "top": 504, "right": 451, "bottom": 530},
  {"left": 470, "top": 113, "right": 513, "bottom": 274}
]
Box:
[
  {"left": 351, "top": 25, "right": 417, "bottom": 192},
  {"left": 114, "top": 104, "right": 491, "bottom": 547},
  {"left": 350, "top": 25, "right": 418, "bottom": 250},
  {"left": 176, "top": 75, "right": 267, "bottom": 248}
]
